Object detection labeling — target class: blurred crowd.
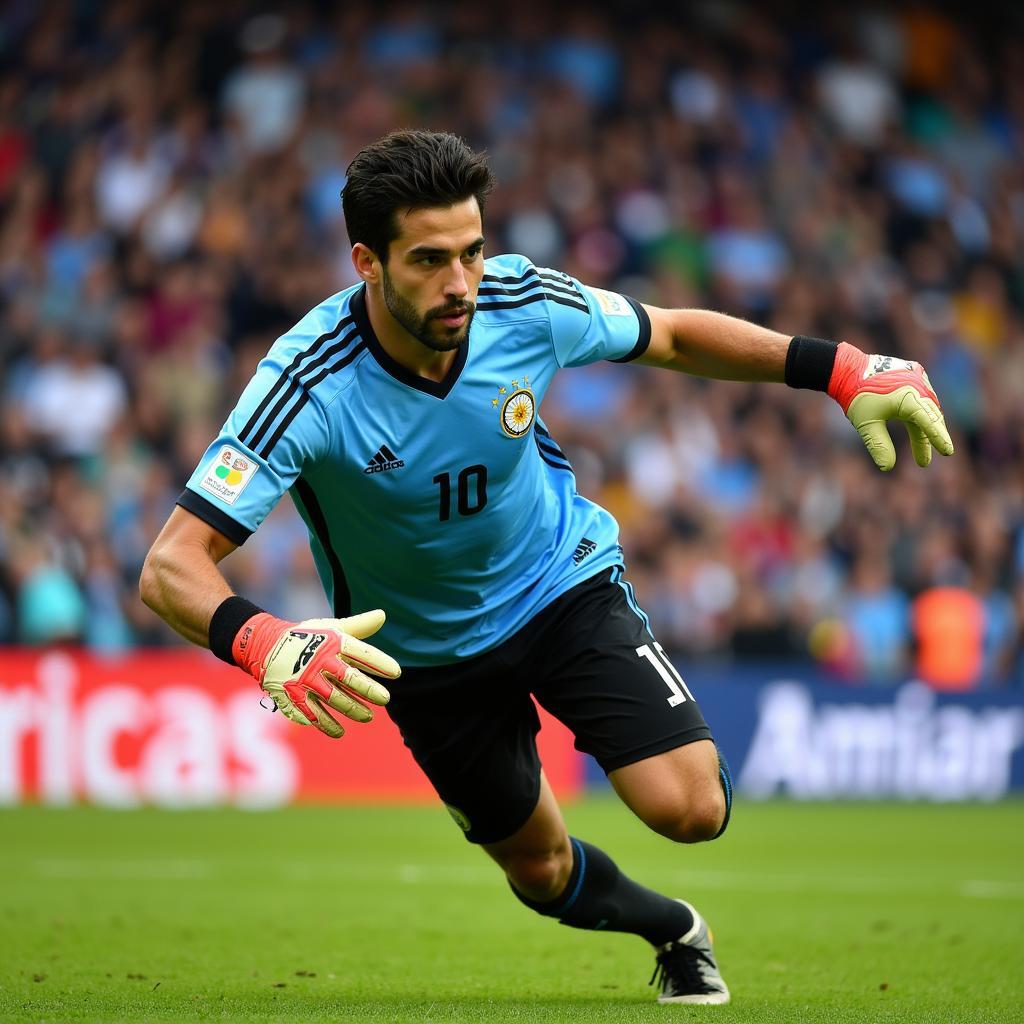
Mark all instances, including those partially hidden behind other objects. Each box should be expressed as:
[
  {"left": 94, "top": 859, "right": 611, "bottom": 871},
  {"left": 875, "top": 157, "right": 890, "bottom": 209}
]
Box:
[{"left": 1, "top": 1, "right": 1022, "bottom": 688}]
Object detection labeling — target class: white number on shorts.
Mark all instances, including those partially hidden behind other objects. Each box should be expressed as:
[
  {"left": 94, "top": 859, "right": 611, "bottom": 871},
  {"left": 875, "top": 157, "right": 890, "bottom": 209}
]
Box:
[{"left": 635, "top": 643, "right": 695, "bottom": 707}]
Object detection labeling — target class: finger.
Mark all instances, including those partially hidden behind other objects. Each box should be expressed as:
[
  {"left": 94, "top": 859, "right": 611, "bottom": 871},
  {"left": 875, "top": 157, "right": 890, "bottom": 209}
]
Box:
[
  {"left": 304, "top": 691, "right": 345, "bottom": 739},
  {"left": 339, "top": 634, "right": 401, "bottom": 679},
  {"left": 321, "top": 672, "right": 377, "bottom": 722},
  {"left": 898, "top": 391, "right": 955, "bottom": 458},
  {"left": 282, "top": 703, "right": 314, "bottom": 728},
  {"left": 296, "top": 614, "right": 386, "bottom": 638},
  {"left": 265, "top": 682, "right": 314, "bottom": 727},
  {"left": 334, "top": 609, "right": 387, "bottom": 640},
  {"left": 333, "top": 666, "right": 391, "bottom": 707},
  {"left": 901, "top": 417, "right": 933, "bottom": 468},
  {"left": 846, "top": 392, "right": 897, "bottom": 471},
  {"left": 855, "top": 418, "right": 896, "bottom": 472}
]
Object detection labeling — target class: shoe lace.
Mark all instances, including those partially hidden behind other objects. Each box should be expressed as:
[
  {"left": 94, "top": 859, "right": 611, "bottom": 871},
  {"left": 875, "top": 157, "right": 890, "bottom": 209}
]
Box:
[{"left": 648, "top": 943, "right": 715, "bottom": 993}]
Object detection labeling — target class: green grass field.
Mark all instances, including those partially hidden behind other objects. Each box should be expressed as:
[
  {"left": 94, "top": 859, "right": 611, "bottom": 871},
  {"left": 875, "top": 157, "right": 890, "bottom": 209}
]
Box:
[{"left": 1, "top": 799, "right": 1022, "bottom": 1023}]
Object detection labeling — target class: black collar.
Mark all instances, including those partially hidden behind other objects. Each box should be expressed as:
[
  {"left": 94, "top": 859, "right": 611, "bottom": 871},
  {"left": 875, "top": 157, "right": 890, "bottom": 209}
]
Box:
[{"left": 351, "top": 285, "right": 469, "bottom": 400}]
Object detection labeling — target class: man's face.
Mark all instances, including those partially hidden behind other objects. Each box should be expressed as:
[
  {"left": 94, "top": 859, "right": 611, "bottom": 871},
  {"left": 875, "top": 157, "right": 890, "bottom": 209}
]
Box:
[{"left": 379, "top": 197, "right": 485, "bottom": 353}]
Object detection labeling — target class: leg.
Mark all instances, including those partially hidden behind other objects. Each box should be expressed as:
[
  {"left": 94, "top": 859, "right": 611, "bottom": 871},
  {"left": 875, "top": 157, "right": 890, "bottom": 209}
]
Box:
[
  {"left": 483, "top": 773, "right": 572, "bottom": 901},
  {"left": 383, "top": 651, "right": 700, "bottom": 970},
  {"left": 531, "top": 574, "right": 733, "bottom": 844},
  {"left": 489, "top": 775, "right": 704, "bottom": 947},
  {"left": 389, "top": 572, "right": 729, "bottom": 1003},
  {"left": 523, "top": 571, "right": 731, "bottom": 1003},
  {"left": 609, "top": 738, "right": 726, "bottom": 843}
]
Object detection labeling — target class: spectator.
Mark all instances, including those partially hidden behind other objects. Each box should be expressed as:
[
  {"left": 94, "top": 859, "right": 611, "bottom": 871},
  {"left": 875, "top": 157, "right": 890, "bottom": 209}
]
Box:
[
  {"left": 94, "top": 126, "right": 172, "bottom": 234},
  {"left": 221, "top": 14, "right": 306, "bottom": 156},
  {"left": 21, "top": 333, "right": 127, "bottom": 459},
  {"left": 839, "top": 556, "right": 911, "bottom": 684},
  {"left": 911, "top": 586, "right": 985, "bottom": 691},
  {"left": 817, "top": 40, "right": 900, "bottom": 146},
  {"left": 10, "top": 534, "right": 86, "bottom": 645}
]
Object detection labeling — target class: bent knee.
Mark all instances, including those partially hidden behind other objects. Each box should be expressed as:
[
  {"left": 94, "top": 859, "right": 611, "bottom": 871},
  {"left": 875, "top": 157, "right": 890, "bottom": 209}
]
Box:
[
  {"left": 499, "top": 845, "right": 572, "bottom": 901},
  {"left": 641, "top": 789, "right": 726, "bottom": 844}
]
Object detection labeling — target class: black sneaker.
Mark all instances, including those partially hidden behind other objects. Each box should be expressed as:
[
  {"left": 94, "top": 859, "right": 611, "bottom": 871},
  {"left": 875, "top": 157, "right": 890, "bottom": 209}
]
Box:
[{"left": 649, "top": 900, "right": 730, "bottom": 1005}]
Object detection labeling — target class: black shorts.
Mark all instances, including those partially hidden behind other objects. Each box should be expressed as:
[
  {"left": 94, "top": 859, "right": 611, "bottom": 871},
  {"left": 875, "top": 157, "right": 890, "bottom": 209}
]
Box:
[{"left": 385, "top": 569, "right": 713, "bottom": 844}]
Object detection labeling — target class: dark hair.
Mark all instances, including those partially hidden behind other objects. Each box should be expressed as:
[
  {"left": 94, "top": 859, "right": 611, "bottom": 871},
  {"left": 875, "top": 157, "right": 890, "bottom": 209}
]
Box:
[{"left": 341, "top": 130, "right": 495, "bottom": 261}]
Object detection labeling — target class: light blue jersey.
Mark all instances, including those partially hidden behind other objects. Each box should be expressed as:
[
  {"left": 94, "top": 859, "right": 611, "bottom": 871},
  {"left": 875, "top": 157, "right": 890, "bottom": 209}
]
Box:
[{"left": 180, "top": 254, "right": 651, "bottom": 666}]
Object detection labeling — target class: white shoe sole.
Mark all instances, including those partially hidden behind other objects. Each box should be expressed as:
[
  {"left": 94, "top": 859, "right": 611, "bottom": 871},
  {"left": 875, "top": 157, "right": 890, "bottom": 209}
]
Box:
[{"left": 657, "top": 988, "right": 731, "bottom": 1005}]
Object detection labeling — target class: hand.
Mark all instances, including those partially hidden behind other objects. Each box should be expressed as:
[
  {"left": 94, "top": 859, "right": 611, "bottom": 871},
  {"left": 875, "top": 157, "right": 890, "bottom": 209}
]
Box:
[
  {"left": 233, "top": 609, "right": 401, "bottom": 738},
  {"left": 828, "top": 343, "right": 954, "bottom": 471}
]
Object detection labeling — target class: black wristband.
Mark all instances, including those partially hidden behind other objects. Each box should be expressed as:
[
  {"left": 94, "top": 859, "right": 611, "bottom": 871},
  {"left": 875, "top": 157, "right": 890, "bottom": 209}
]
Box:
[
  {"left": 785, "top": 336, "right": 838, "bottom": 392},
  {"left": 208, "top": 595, "right": 266, "bottom": 666}
]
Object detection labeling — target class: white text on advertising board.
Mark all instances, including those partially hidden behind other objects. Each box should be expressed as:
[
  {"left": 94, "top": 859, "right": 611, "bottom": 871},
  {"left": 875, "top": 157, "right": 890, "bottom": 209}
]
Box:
[
  {"left": 740, "top": 682, "right": 1024, "bottom": 800},
  {"left": 0, "top": 653, "right": 297, "bottom": 808}
]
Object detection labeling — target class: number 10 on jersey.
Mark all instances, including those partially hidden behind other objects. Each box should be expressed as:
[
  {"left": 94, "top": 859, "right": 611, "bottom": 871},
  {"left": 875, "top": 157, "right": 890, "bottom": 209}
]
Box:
[
  {"left": 433, "top": 465, "right": 488, "bottom": 521},
  {"left": 636, "top": 642, "right": 695, "bottom": 707}
]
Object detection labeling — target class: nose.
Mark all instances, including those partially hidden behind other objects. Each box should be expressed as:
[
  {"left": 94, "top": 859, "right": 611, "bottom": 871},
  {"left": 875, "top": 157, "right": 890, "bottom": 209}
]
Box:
[{"left": 443, "top": 260, "right": 469, "bottom": 301}]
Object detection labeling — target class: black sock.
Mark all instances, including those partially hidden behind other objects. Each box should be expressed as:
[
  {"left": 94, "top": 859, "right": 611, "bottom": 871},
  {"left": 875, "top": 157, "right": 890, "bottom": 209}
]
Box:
[{"left": 509, "top": 837, "right": 693, "bottom": 946}]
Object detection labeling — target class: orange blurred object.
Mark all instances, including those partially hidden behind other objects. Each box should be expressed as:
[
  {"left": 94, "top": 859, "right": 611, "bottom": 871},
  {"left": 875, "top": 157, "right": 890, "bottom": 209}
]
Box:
[{"left": 911, "top": 587, "right": 984, "bottom": 691}]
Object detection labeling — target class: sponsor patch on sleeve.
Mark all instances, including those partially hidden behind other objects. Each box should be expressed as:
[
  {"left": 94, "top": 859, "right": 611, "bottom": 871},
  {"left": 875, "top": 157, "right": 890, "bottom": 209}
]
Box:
[
  {"left": 199, "top": 446, "right": 259, "bottom": 505},
  {"left": 589, "top": 287, "right": 632, "bottom": 317}
]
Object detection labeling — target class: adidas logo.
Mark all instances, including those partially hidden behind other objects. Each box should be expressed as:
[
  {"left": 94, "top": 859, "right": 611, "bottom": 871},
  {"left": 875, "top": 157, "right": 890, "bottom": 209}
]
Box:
[
  {"left": 364, "top": 444, "right": 405, "bottom": 474},
  {"left": 572, "top": 537, "right": 597, "bottom": 565}
]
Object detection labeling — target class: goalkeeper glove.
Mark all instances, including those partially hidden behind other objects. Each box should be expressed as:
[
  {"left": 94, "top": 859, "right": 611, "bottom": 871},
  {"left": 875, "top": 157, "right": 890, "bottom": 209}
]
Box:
[
  {"left": 827, "top": 343, "right": 954, "bottom": 471},
  {"left": 232, "top": 608, "right": 401, "bottom": 739}
]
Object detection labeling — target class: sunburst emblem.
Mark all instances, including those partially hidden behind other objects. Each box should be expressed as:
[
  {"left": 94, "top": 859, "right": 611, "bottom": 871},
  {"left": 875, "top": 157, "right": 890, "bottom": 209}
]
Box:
[{"left": 495, "top": 376, "right": 535, "bottom": 437}]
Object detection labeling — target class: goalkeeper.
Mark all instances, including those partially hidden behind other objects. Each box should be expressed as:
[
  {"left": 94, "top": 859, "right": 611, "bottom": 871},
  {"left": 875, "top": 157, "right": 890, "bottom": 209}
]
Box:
[{"left": 140, "top": 130, "right": 952, "bottom": 1006}]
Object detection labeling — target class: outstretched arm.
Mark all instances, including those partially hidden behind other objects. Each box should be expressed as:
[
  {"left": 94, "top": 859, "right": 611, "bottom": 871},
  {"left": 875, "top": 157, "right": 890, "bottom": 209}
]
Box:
[
  {"left": 635, "top": 304, "right": 954, "bottom": 471},
  {"left": 637, "top": 306, "right": 790, "bottom": 382}
]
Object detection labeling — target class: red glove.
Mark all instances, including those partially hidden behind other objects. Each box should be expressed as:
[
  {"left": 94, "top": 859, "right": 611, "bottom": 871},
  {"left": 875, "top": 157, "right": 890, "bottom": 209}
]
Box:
[
  {"left": 234, "top": 609, "right": 401, "bottom": 739},
  {"left": 827, "top": 343, "right": 954, "bottom": 471}
]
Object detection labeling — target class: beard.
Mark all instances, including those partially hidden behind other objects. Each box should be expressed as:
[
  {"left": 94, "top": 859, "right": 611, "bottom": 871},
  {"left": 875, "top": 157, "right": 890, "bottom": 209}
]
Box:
[{"left": 381, "top": 268, "right": 475, "bottom": 353}]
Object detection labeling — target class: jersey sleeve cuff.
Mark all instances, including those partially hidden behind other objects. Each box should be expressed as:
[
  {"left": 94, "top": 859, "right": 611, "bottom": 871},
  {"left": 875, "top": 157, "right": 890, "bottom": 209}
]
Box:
[
  {"left": 607, "top": 296, "right": 652, "bottom": 363},
  {"left": 176, "top": 489, "right": 254, "bottom": 546}
]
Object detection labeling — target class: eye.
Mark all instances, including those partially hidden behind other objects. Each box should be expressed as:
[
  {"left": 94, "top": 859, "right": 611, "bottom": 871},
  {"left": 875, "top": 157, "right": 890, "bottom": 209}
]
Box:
[
  {"left": 463, "top": 247, "right": 482, "bottom": 261},
  {"left": 418, "top": 254, "right": 441, "bottom": 266}
]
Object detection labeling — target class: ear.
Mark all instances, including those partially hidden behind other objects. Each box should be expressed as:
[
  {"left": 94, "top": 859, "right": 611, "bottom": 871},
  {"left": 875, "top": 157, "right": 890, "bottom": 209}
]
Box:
[{"left": 351, "top": 243, "right": 380, "bottom": 284}]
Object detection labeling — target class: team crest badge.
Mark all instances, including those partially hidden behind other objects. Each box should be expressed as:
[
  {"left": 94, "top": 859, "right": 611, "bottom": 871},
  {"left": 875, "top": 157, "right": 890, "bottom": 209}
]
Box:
[{"left": 491, "top": 376, "right": 536, "bottom": 438}]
